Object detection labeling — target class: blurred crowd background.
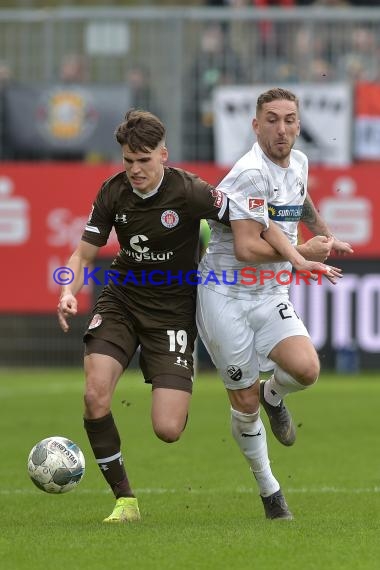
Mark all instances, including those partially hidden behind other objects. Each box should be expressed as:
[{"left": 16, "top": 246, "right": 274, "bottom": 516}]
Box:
[
  {"left": 0, "top": 1, "right": 379, "bottom": 371},
  {"left": 1, "top": 1, "right": 380, "bottom": 162}
]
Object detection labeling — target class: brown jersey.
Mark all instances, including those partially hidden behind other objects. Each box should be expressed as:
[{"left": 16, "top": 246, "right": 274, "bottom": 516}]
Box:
[{"left": 81, "top": 166, "right": 229, "bottom": 325}]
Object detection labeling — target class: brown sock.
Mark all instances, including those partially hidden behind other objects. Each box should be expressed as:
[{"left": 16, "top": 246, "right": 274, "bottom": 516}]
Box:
[{"left": 84, "top": 412, "right": 134, "bottom": 498}]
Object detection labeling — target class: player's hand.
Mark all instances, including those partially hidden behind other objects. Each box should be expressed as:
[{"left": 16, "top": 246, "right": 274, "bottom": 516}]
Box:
[
  {"left": 317, "top": 263, "right": 343, "bottom": 285},
  {"left": 301, "top": 235, "right": 334, "bottom": 262},
  {"left": 57, "top": 293, "right": 78, "bottom": 332},
  {"left": 293, "top": 259, "right": 342, "bottom": 285},
  {"left": 331, "top": 237, "right": 354, "bottom": 255}
]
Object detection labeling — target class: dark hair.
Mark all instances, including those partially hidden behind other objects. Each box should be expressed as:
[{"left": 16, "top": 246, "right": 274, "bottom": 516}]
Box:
[
  {"left": 115, "top": 109, "right": 166, "bottom": 152},
  {"left": 256, "top": 88, "right": 299, "bottom": 114}
]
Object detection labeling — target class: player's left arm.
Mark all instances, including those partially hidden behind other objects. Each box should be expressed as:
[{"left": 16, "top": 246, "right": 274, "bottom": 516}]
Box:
[
  {"left": 231, "top": 218, "right": 342, "bottom": 284},
  {"left": 301, "top": 193, "right": 353, "bottom": 255}
]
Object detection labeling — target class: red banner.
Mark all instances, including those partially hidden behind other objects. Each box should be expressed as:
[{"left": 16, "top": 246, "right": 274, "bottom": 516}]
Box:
[
  {"left": 304, "top": 164, "right": 378, "bottom": 256},
  {"left": 0, "top": 162, "right": 378, "bottom": 313},
  {"left": 354, "top": 82, "right": 380, "bottom": 159},
  {"left": 0, "top": 163, "right": 120, "bottom": 314}
]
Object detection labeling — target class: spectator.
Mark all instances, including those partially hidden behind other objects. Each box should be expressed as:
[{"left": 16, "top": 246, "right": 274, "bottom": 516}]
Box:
[
  {"left": 205, "top": 1, "right": 250, "bottom": 6},
  {"left": 290, "top": 25, "right": 334, "bottom": 82},
  {"left": 350, "top": 1, "right": 380, "bottom": 5},
  {"left": 184, "top": 22, "right": 247, "bottom": 161},
  {"left": 0, "top": 61, "right": 13, "bottom": 159},
  {"left": 308, "top": 57, "right": 335, "bottom": 81},
  {"left": 336, "top": 26, "right": 380, "bottom": 82},
  {"left": 251, "top": 1, "right": 295, "bottom": 69},
  {"left": 253, "top": 1, "right": 295, "bottom": 5},
  {"left": 46, "top": 53, "right": 92, "bottom": 161},
  {"left": 59, "top": 53, "right": 89, "bottom": 84},
  {"left": 297, "top": 0, "right": 351, "bottom": 4},
  {"left": 125, "top": 65, "right": 161, "bottom": 118},
  {"left": 0, "top": 60, "right": 11, "bottom": 86}
]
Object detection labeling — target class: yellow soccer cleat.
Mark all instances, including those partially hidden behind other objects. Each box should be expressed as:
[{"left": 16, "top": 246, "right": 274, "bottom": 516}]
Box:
[{"left": 103, "top": 497, "right": 141, "bottom": 523}]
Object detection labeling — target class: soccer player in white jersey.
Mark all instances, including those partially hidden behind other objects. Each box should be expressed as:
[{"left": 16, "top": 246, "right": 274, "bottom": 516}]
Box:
[{"left": 196, "top": 88, "right": 353, "bottom": 520}]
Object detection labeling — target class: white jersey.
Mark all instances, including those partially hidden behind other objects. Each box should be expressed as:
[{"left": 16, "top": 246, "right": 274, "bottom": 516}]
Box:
[{"left": 199, "top": 142, "right": 308, "bottom": 298}]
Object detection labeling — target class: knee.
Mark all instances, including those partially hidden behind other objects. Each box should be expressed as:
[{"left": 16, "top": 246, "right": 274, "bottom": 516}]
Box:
[
  {"left": 153, "top": 421, "right": 183, "bottom": 443},
  {"left": 296, "top": 359, "right": 320, "bottom": 387},
  {"left": 230, "top": 385, "right": 260, "bottom": 414},
  {"left": 153, "top": 417, "right": 187, "bottom": 443},
  {"left": 84, "top": 381, "right": 110, "bottom": 418}
]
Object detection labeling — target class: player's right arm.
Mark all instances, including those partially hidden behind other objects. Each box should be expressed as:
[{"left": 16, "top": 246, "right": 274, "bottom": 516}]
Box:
[
  {"left": 57, "top": 240, "right": 100, "bottom": 333},
  {"left": 232, "top": 218, "right": 323, "bottom": 267},
  {"left": 227, "top": 170, "right": 341, "bottom": 282},
  {"left": 57, "top": 177, "right": 115, "bottom": 332}
]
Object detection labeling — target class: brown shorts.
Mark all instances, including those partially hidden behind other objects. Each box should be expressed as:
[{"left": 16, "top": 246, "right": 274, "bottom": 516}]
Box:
[{"left": 83, "top": 302, "right": 196, "bottom": 391}]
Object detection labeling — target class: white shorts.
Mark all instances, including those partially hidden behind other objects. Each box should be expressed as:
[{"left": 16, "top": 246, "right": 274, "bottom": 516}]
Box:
[{"left": 196, "top": 286, "right": 310, "bottom": 390}]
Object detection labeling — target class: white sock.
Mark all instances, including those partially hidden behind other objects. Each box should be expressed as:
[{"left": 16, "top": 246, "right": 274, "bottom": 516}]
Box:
[
  {"left": 231, "top": 407, "right": 280, "bottom": 497},
  {"left": 264, "top": 367, "right": 307, "bottom": 407}
]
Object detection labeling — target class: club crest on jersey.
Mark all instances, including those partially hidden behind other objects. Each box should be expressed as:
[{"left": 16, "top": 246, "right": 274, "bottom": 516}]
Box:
[
  {"left": 248, "top": 197, "right": 265, "bottom": 214},
  {"left": 88, "top": 314, "right": 102, "bottom": 330},
  {"left": 211, "top": 189, "right": 224, "bottom": 208},
  {"left": 161, "top": 210, "right": 179, "bottom": 228},
  {"left": 296, "top": 178, "right": 305, "bottom": 196}
]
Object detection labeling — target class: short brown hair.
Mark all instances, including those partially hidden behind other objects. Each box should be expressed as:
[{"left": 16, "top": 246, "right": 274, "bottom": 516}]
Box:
[
  {"left": 115, "top": 109, "right": 166, "bottom": 152},
  {"left": 256, "top": 88, "right": 299, "bottom": 114}
]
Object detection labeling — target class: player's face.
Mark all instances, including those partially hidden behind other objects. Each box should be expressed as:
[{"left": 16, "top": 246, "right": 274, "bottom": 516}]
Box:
[
  {"left": 252, "top": 99, "right": 300, "bottom": 168},
  {"left": 122, "top": 144, "right": 168, "bottom": 193}
]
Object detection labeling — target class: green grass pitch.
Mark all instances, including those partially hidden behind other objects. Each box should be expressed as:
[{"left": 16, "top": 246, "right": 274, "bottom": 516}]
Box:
[{"left": 0, "top": 368, "right": 379, "bottom": 570}]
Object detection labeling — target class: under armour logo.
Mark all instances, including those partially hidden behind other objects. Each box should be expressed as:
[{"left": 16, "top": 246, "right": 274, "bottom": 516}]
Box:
[
  {"left": 115, "top": 213, "right": 128, "bottom": 223},
  {"left": 175, "top": 356, "right": 188, "bottom": 368},
  {"left": 100, "top": 464, "right": 109, "bottom": 471},
  {"left": 296, "top": 178, "right": 305, "bottom": 196}
]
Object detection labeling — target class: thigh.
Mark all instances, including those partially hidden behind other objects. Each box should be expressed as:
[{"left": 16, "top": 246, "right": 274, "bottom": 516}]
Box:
[
  {"left": 197, "top": 286, "right": 259, "bottom": 390},
  {"left": 251, "top": 295, "right": 310, "bottom": 358},
  {"left": 84, "top": 307, "right": 139, "bottom": 368}
]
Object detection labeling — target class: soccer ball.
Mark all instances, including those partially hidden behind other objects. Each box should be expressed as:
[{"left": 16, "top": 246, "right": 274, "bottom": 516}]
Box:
[{"left": 27, "top": 436, "right": 85, "bottom": 494}]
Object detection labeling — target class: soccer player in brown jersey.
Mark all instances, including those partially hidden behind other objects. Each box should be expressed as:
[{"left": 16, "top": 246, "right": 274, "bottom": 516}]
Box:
[
  {"left": 56, "top": 109, "right": 230, "bottom": 522},
  {"left": 57, "top": 109, "right": 340, "bottom": 523}
]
